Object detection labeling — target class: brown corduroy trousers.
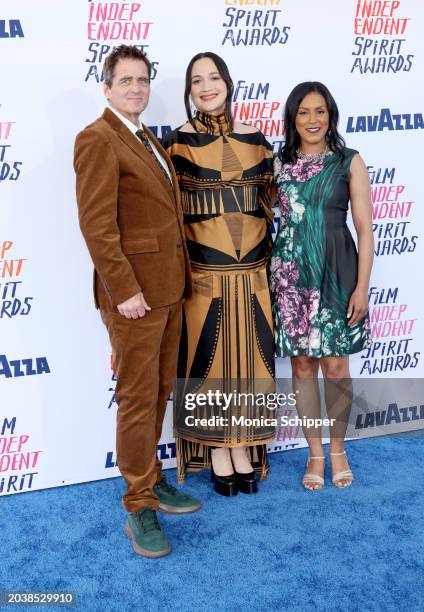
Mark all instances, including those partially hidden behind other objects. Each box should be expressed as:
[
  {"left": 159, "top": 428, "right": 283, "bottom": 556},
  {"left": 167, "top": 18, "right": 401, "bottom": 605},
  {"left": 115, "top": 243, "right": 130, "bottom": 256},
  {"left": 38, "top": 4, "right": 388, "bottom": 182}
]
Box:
[{"left": 101, "top": 302, "right": 182, "bottom": 512}]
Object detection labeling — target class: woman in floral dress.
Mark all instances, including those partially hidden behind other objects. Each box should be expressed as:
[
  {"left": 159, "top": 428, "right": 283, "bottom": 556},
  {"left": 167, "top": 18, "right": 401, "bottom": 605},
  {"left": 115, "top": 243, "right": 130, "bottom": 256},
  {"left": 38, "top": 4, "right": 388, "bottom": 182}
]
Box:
[{"left": 271, "top": 82, "right": 373, "bottom": 490}]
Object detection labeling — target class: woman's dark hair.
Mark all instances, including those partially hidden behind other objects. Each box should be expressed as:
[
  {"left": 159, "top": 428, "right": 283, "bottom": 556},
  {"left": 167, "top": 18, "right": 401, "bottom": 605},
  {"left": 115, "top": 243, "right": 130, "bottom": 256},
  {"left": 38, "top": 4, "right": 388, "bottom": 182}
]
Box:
[
  {"left": 184, "top": 52, "right": 234, "bottom": 131},
  {"left": 279, "top": 81, "right": 345, "bottom": 164}
]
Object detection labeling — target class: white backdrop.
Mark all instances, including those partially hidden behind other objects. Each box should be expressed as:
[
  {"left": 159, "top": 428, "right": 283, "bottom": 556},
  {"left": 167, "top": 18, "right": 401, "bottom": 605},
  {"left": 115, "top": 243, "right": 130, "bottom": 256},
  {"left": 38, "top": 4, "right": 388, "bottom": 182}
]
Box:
[{"left": 1, "top": 0, "right": 423, "bottom": 496}]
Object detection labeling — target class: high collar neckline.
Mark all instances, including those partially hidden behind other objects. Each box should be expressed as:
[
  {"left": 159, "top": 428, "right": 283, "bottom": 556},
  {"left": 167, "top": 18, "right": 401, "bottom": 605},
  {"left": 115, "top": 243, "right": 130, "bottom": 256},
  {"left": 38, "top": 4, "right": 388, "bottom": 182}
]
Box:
[{"left": 194, "top": 111, "right": 232, "bottom": 136}]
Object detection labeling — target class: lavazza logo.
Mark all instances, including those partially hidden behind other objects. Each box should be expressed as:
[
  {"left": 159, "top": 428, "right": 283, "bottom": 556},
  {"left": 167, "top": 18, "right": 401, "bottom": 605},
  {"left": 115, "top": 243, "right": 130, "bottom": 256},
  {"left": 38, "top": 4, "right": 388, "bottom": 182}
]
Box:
[
  {"left": 347, "top": 108, "right": 424, "bottom": 133},
  {"left": 0, "top": 355, "right": 50, "bottom": 379},
  {"left": 0, "top": 19, "right": 24, "bottom": 38}
]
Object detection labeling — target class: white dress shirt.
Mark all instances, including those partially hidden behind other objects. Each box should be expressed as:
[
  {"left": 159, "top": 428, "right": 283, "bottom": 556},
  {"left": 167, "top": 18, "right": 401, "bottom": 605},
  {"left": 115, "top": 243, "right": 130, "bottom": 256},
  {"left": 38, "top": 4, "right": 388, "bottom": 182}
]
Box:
[{"left": 108, "top": 105, "right": 172, "bottom": 181}]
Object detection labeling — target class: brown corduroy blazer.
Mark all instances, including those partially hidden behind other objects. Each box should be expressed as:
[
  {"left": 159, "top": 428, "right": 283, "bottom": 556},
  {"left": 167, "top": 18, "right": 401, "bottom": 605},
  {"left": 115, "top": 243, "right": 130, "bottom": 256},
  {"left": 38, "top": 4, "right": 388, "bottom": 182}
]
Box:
[{"left": 74, "top": 108, "right": 191, "bottom": 311}]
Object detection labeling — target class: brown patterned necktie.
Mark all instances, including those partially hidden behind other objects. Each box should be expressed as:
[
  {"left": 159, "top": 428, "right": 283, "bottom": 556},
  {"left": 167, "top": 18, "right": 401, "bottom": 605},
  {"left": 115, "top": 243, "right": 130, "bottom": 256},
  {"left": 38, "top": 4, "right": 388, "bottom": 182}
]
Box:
[{"left": 136, "top": 129, "right": 172, "bottom": 184}]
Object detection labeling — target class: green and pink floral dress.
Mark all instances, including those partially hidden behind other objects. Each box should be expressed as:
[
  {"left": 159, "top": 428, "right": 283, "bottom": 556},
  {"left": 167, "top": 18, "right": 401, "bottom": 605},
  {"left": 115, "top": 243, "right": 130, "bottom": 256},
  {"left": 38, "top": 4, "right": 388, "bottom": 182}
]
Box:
[{"left": 271, "top": 147, "right": 371, "bottom": 358}]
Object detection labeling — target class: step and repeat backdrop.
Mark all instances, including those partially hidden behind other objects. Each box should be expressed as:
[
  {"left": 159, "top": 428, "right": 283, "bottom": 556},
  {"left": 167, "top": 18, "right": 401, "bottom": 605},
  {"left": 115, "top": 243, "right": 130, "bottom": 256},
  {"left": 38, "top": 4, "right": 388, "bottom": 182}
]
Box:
[{"left": 1, "top": 0, "right": 423, "bottom": 496}]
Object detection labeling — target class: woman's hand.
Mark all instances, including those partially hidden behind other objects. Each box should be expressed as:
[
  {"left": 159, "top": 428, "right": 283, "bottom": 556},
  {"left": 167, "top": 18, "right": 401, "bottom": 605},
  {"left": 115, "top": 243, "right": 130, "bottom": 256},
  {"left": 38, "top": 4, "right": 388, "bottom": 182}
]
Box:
[
  {"left": 347, "top": 287, "right": 369, "bottom": 327},
  {"left": 349, "top": 154, "right": 374, "bottom": 329}
]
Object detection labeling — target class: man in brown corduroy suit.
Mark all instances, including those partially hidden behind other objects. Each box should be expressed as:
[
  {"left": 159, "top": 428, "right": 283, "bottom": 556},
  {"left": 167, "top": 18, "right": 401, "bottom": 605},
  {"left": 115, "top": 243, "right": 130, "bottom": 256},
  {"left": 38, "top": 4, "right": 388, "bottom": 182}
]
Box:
[{"left": 74, "top": 45, "right": 201, "bottom": 559}]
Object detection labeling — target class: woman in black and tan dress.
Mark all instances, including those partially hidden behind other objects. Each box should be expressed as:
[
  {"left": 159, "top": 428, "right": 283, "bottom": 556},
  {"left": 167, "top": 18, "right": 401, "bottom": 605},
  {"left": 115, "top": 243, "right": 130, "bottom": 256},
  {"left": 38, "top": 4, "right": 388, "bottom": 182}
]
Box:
[{"left": 162, "top": 52, "right": 275, "bottom": 496}]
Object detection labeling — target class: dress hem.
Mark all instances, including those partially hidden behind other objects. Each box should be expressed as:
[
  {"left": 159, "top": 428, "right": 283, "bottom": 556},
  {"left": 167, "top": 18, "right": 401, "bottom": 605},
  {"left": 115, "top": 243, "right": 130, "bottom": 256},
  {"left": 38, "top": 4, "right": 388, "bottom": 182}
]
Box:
[
  {"left": 174, "top": 432, "right": 275, "bottom": 447},
  {"left": 275, "top": 343, "right": 371, "bottom": 359}
]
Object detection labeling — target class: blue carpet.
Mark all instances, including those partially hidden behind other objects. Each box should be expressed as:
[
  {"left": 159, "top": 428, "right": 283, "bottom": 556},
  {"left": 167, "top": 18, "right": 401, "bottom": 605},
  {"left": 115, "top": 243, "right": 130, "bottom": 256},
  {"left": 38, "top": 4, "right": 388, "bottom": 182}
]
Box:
[{"left": 1, "top": 436, "right": 423, "bottom": 612}]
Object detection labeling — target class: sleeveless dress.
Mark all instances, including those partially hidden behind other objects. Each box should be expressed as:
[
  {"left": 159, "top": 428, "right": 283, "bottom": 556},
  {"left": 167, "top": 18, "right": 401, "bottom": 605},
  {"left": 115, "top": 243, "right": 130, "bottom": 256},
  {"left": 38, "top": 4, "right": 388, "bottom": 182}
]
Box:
[
  {"left": 162, "top": 111, "right": 275, "bottom": 483},
  {"left": 271, "top": 147, "right": 371, "bottom": 357}
]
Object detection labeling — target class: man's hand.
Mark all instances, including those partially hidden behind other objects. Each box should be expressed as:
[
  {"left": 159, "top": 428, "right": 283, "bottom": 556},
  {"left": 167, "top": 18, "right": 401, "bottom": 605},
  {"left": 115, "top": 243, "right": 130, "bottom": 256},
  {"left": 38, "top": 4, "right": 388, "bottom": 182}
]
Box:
[{"left": 117, "top": 292, "right": 151, "bottom": 319}]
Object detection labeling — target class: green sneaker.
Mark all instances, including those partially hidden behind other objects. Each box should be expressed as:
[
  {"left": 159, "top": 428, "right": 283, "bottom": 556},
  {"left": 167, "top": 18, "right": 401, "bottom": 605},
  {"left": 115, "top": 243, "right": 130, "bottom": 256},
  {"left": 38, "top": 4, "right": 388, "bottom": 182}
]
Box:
[
  {"left": 154, "top": 476, "right": 202, "bottom": 514},
  {"left": 125, "top": 507, "right": 171, "bottom": 558}
]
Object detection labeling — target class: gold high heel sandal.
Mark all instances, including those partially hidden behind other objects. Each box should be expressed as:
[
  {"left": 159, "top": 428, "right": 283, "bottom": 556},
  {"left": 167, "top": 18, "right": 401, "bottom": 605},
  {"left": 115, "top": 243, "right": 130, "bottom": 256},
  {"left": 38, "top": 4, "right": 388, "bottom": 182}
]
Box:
[
  {"left": 302, "top": 456, "right": 325, "bottom": 490},
  {"left": 330, "top": 451, "right": 354, "bottom": 488}
]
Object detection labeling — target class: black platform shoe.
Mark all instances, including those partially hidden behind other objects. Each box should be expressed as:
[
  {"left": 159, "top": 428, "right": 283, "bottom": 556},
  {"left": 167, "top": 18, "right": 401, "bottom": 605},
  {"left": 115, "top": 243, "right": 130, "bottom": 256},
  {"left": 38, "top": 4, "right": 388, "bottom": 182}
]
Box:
[
  {"left": 234, "top": 470, "right": 258, "bottom": 494},
  {"left": 210, "top": 466, "right": 238, "bottom": 497}
]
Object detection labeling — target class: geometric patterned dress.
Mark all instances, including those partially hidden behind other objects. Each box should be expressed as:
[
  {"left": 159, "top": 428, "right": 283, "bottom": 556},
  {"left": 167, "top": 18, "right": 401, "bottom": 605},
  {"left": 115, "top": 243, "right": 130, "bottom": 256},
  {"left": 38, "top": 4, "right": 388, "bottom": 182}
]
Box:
[
  {"left": 271, "top": 147, "right": 372, "bottom": 357},
  {"left": 162, "top": 111, "right": 276, "bottom": 483}
]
